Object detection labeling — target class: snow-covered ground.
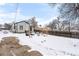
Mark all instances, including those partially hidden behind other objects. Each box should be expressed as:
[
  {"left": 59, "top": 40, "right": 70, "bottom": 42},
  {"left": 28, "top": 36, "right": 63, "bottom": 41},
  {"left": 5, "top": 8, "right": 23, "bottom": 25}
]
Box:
[{"left": 0, "top": 30, "right": 79, "bottom": 56}]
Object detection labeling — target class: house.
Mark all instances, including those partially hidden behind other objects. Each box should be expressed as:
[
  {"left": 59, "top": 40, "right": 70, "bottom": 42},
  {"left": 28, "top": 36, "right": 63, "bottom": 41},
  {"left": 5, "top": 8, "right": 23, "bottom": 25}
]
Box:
[
  {"left": 0, "top": 25, "right": 8, "bottom": 31},
  {"left": 11, "top": 21, "right": 34, "bottom": 33}
]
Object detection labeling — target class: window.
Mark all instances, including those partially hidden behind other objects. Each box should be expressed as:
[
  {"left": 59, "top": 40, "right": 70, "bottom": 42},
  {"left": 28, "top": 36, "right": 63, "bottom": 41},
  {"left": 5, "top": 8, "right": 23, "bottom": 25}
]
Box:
[{"left": 20, "top": 26, "right": 23, "bottom": 30}]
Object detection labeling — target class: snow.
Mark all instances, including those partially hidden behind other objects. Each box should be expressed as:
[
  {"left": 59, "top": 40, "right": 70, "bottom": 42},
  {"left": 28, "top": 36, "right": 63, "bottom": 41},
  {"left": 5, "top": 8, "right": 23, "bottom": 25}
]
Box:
[{"left": 0, "top": 30, "right": 79, "bottom": 56}]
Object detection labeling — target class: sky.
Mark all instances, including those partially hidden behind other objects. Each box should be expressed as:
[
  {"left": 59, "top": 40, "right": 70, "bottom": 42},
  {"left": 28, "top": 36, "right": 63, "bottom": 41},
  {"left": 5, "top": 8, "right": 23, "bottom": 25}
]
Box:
[{"left": 0, "top": 3, "right": 59, "bottom": 25}]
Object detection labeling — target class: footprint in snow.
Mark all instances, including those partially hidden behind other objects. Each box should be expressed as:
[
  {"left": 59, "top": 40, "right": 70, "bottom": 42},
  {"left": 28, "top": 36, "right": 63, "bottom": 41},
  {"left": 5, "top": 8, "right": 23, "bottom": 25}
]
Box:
[{"left": 41, "top": 40, "right": 46, "bottom": 43}]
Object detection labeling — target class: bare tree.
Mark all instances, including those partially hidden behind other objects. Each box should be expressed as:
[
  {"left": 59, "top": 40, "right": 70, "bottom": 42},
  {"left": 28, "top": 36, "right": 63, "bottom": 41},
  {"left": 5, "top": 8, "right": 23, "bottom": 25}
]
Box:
[
  {"left": 48, "top": 3, "right": 79, "bottom": 20},
  {"left": 59, "top": 3, "right": 79, "bottom": 20},
  {"left": 4, "top": 23, "right": 12, "bottom": 30},
  {"left": 31, "top": 17, "right": 38, "bottom": 29},
  {"left": 47, "top": 17, "right": 60, "bottom": 31},
  {"left": 48, "top": 3, "right": 79, "bottom": 32},
  {"left": 61, "top": 20, "right": 70, "bottom": 31}
]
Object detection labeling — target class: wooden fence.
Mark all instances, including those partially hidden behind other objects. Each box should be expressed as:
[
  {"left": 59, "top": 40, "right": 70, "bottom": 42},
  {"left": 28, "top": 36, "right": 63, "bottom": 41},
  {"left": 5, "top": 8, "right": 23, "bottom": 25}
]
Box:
[
  {"left": 48, "top": 31, "right": 79, "bottom": 39},
  {"left": 34, "top": 30, "right": 79, "bottom": 39}
]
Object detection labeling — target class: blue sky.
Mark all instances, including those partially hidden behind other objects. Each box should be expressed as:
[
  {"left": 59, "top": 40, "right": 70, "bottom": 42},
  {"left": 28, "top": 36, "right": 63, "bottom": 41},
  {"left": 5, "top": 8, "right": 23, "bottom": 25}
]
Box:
[{"left": 0, "top": 3, "right": 59, "bottom": 25}]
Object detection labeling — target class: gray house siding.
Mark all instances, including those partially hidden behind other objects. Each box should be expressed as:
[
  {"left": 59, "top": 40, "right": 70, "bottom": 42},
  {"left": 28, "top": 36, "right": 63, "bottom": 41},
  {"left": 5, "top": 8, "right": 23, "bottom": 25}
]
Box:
[{"left": 11, "top": 21, "right": 30, "bottom": 33}]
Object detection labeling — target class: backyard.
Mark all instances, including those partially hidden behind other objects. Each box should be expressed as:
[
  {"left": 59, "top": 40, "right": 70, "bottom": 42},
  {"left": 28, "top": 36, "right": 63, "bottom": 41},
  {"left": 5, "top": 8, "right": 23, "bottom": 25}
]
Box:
[{"left": 0, "top": 30, "right": 79, "bottom": 56}]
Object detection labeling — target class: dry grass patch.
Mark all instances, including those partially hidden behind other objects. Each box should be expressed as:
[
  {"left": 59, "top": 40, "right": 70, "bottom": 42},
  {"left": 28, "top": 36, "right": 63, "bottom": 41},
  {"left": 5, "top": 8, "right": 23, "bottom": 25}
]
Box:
[
  {"left": 0, "top": 45, "right": 13, "bottom": 56},
  {"left": 1, "top": 36, "right": 22, "bottom": 49},
  {"left": 0, "top": 36, "right": 43, "bottom": 56},
  {"left": 28, "top": 51, "right": 43, "bottom": 56},
  {"left": 2, "top": 37, "right": 19, "bottom": 44},
  {"left": 12, "top": 45, "right": 31, "bottom": 56}
]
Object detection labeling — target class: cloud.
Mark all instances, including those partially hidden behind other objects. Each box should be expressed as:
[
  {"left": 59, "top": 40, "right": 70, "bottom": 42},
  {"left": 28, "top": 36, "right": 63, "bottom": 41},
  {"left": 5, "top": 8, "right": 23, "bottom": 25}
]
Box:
[
  {"left": 36, "top": 16, "right": 61, "bottom": 26},
  {"left": 0, "top": 2, "right": 6, "bottom": 6},
  {"left": 0, "top": 8, "right": 36, "bottom": 24},
  {"left": 0, "top": 8, "right": 26, "bottom": 24},
  {"left": 0, "top": 3, "right": 59, "bottom": 26},
  {"left": 0, "top": 8, "right": 59, "bottom": 26},
  {"left": 36, "top": 17, "right": 52, "bottom": 26}
]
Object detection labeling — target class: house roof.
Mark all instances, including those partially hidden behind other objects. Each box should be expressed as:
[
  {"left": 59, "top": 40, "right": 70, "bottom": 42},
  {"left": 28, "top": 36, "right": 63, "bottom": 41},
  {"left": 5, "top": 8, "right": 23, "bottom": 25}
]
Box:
[{"left": 14, "top": 21, "right": 29, "bottom": 24}]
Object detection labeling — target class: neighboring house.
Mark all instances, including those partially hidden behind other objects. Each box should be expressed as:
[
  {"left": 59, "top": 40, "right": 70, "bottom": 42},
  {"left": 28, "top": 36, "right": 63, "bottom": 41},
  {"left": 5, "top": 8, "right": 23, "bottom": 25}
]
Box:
[
  {"left": 11, "top": 21, "right": 34, "bottom": 33},
  {"left": 0, "top": 26, "right": 8, "bottom": 31}
]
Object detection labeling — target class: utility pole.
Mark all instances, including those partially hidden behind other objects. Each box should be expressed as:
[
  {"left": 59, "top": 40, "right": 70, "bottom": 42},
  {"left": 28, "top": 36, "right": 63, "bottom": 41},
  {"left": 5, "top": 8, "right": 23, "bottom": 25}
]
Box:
[
  {"left": 14, "top": 3, "right": 19, "bottom": 33},
  {"left": 15, "top": 3, "right": 19, "bottom": 21},
  {"left": 69, "top": 19, "right": 71, "bottom": 37},
  {"left": 57, "top": 17, "right": 60, "bottom": 31},
  {"left": 69, "top": 19, "right": 71, "bottom": 32}
]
